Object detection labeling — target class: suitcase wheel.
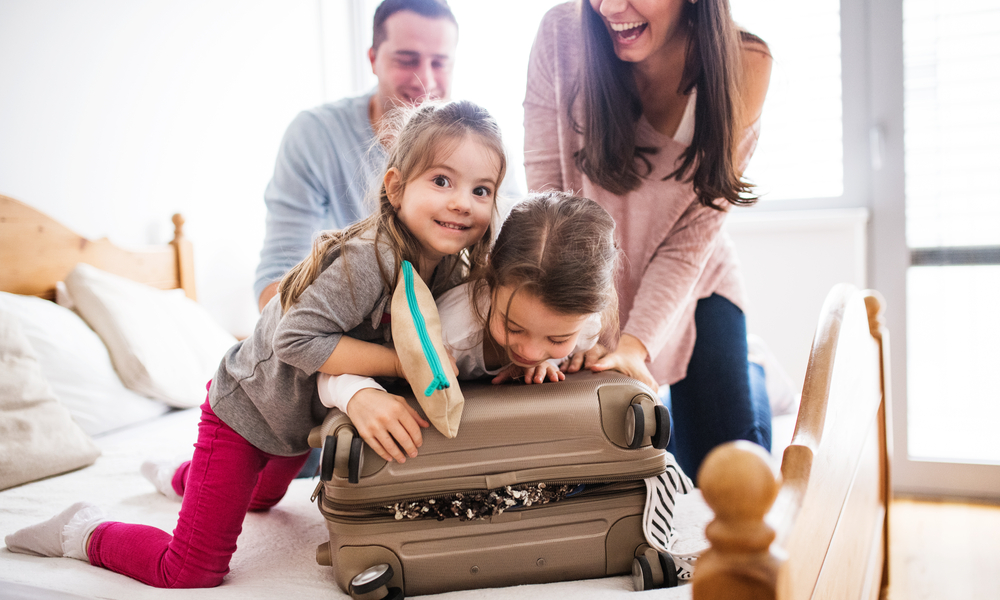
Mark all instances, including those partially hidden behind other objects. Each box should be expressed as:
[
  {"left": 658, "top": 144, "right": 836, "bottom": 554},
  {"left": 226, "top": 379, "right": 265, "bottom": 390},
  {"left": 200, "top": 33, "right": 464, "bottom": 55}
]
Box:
[
  {"left": 328, "top": 428, "right": 364, "bottom": 483},
  {"left": 320, "top": 435, "right": 336, "bottom": 482},
  {"left": 651, "top": 404, "right": 671, "bottom": 450},
  {"left": 626, "top": 400, "right": 670, "bottom": 450},
  {"left": 350, "top": 563, "right": 403, "bottom": 600},
  {"left": 625, "top": 403, "right": 645, "bottom": 449},
  {"left": 632, "top": 554, "right": 654, "bottom": 591},
  {"left": 631, "top": 548, "right": 678, "bottom": 592}
]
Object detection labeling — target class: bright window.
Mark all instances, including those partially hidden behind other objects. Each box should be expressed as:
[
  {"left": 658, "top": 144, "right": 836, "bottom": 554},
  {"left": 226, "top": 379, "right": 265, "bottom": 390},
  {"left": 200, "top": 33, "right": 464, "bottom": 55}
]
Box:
[
  {"left": 903, "top": 0, "right": 1000, "bottom": 464},
  {"left": 731, "top": 0, "right": 843, "bottom": 201}
]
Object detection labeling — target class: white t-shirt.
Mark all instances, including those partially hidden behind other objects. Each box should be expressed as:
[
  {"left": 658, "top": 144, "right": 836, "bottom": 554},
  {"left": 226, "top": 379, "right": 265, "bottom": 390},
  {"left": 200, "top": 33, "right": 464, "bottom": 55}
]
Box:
[{"left": 317, "top": 282, "right": 602, "bottom": 412}]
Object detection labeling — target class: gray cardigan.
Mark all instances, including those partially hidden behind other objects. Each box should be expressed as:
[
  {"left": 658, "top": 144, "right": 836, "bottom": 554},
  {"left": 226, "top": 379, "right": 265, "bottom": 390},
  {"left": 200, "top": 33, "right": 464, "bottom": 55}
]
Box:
[{"left": 211, "top": 236, "right": 460, "bottom": 456}]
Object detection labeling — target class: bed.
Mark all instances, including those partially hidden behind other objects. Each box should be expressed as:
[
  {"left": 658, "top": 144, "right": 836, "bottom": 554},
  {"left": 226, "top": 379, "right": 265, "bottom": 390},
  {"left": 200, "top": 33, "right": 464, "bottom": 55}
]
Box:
[{"left": 0, "top": 193, "right": 890, "bottom": 600}]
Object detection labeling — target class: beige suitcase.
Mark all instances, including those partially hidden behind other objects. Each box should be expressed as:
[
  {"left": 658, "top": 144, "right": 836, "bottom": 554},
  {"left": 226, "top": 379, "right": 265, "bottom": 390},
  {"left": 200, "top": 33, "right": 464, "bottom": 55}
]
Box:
[{"left": 307, "top": 371, "right": 673, "bottom": 598}]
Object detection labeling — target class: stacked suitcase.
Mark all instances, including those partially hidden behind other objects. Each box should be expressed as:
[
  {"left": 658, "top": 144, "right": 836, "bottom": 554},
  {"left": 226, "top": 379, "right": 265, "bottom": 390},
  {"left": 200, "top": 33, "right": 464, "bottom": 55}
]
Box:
[{"left": 308, "top": 371, "right": 672, "bottom": 598}]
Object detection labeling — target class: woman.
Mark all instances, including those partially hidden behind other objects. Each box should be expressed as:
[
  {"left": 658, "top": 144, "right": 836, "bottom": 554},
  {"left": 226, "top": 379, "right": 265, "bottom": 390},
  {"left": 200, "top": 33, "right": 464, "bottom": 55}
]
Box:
[{"left": 523, "top": 0, "right": 772, "bottom": 480}]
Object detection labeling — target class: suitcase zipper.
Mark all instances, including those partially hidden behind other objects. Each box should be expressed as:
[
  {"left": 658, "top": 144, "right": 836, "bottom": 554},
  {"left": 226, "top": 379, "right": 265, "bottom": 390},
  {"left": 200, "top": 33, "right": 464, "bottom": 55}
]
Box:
[
  {"left": 317, "top": 472, "right": 655, "bottom": 512},
  {"left": 317, "top": 480, "right": 646, "bottom": 524}
]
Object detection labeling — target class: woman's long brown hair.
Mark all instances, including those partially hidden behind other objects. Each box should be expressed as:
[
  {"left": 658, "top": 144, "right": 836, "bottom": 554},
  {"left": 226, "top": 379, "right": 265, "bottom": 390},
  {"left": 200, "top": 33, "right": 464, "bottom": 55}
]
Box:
[{"left": 572, "top": 0, "right": 768, "bottom": 209}]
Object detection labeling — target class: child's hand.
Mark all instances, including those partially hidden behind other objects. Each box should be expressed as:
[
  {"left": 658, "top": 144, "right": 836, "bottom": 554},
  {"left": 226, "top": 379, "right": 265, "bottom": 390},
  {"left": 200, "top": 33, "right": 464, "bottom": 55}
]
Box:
[
  {"left": 346, "top": 388, "right": 430, "bottom": 463},
  {"left": 561, "top": 344, "right": 610, "bottom": 374},
  {"left": 491, "top": 362, "right": 565, "bottom": 385}
]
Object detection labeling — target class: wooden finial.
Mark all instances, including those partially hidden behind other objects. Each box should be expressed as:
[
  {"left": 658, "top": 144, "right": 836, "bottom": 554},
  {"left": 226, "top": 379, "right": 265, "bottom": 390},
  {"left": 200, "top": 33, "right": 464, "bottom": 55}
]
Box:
[
  {"left": 172, "top": 213, "right": 186, "bottom": 239},
  {"left": 169, "top": 213, "right": 196, "bottom": 301},
  {"left": 863, "top": 289, "right": 886, "bottom": 338},
  {"left": 693, "top": 441, "right": 782, "bottom": 600}
]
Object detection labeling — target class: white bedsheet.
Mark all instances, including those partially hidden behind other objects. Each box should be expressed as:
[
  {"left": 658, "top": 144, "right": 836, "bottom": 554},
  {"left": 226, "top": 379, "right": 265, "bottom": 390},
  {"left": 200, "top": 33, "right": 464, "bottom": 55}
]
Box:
[{"left": 0, "top": 407, "right": 712, "bottom": 600}]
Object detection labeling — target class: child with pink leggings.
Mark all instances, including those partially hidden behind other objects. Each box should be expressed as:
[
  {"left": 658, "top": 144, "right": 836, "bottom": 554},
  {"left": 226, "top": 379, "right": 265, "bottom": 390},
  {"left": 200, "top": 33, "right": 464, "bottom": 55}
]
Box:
[{"left": 4, "top": 99, "right": 507, "bottom": 588}]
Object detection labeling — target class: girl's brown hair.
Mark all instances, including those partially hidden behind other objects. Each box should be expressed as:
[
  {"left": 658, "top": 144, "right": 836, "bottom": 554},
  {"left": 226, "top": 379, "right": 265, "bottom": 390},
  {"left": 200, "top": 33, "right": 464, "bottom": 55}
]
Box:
[
  {"left": 278, "top": 100, "right": 506, "bottom": 312},
  {"left": 475, "top": 191, "right": 621, "bottom": 342},
  {"left": 572, "top": 0, "right": 768, "bottom": 209}
]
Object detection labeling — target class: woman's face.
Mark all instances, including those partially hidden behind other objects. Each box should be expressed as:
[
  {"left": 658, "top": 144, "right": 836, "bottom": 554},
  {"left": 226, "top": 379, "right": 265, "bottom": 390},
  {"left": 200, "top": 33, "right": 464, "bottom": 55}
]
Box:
[{"left": 588, "top": 0, "right": 689, "bottom": 64}]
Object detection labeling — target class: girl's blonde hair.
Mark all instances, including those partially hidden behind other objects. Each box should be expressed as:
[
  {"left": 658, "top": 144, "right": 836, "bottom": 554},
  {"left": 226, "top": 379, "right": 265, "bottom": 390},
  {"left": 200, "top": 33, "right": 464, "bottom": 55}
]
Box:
[
  {"left": 476, "top": 191, "right": 621, "bottom": 342},
  {"left": 278, "top": 100, "right": 507, "bottom": 312}
]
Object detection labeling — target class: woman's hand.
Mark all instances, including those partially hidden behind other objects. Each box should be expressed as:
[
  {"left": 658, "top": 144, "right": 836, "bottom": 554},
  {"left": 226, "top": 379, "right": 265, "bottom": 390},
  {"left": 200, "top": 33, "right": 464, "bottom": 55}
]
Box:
[
  {"left": 345, "top": 388, "right": 429, "bottom": 463},
  {"left": 587, "top": 334, "right": 658, "bottom": 390},
  {"left": 561, "top": 343, "right": 611, "bottom": 374},
  {"left": 491, "top": 361, "right": 565, "bottom": 385}
]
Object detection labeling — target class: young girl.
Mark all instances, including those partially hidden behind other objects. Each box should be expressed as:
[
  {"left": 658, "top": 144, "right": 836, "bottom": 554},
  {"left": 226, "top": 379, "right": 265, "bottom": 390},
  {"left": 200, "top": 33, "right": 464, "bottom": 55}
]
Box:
[
  {"left": 4, "top": 99, "right": 507, "bottom": 589},
  {"left": 320, "top": 191, "right": 697, "bottom": 577},
  {"left": 318, "top": 191, "right": 622, "bottom": 465}
]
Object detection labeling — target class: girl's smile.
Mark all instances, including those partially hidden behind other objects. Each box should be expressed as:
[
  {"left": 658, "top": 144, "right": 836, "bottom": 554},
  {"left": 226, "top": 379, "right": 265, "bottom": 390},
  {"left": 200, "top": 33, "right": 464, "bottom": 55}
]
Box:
[{"left": 386, "top": 133, "right": 500, "bottom": 278}]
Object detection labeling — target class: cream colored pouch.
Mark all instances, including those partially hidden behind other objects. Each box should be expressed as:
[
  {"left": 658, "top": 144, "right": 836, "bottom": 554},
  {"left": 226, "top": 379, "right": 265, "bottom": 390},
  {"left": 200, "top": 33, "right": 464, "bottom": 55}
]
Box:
[{"left": 390, "top": 261, "right": 464, "bottom": 438}]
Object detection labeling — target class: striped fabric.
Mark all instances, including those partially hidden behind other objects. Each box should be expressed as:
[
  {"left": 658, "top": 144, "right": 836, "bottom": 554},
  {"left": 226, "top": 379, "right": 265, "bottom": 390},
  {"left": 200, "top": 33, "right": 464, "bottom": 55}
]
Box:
[{"left": 643, "top": 455, "right": 698, "bottom": 580}]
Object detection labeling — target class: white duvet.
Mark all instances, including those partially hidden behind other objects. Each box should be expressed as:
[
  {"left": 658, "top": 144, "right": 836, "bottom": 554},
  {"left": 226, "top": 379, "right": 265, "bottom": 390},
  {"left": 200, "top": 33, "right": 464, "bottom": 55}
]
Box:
[{"left": 0, "top": 407, "right": 712, "bottom": 600}]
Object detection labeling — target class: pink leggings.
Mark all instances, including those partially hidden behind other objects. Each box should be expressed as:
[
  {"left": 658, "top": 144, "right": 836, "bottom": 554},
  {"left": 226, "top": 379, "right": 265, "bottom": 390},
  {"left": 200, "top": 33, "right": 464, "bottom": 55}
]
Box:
[{"left": 87, "top": 397, "right": 309, "bottom": 588}]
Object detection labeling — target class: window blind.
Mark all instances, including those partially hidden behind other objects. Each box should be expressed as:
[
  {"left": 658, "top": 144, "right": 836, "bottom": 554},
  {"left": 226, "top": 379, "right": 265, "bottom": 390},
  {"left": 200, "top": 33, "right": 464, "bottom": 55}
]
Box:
[{"left": 904, "top": 0, "right": 1000, "bottom": 248}]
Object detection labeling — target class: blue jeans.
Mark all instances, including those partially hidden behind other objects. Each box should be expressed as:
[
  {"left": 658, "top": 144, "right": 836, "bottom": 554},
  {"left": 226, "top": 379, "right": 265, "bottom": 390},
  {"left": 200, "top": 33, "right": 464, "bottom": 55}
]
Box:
[{"left": 665, "top": 293, "right": 771, "bottom": 483}]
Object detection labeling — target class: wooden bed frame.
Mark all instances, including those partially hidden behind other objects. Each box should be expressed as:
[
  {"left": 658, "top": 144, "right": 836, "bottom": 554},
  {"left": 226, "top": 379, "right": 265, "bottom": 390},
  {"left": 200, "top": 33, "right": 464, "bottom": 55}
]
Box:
[
  {"left": 693, "top": 284, "right": 892, "bottom": 600},
  {"left": 0, "top": 194, "right": 196, "bottom": 300},
  {"left": 0, "top": 195, "right": 891, "bottom": 600}
]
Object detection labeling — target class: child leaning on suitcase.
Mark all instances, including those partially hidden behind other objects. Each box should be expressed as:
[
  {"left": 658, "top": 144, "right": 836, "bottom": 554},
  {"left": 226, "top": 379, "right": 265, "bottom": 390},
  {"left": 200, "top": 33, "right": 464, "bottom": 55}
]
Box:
[
  {"left": 319, "top": 191, "right": 625, "bottom": 462},
  {"left": 4, "top": 100, "right": 508, "bottom": 589},
  {"left": 319, "top": 192, "right": 699, "bottom": 578}
]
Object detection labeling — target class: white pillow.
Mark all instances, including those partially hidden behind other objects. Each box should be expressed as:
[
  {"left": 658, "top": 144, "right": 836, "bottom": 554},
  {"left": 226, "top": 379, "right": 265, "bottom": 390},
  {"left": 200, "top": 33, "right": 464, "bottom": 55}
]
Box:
[
  {"left": 0, "top": 292, "right": 171, "bottom": 436},
  {"left": 0, "top": 309, "right": 101, "bottom": 490},
  {"left": 64, "top": 264, "right": 237, "bottom": 409}
]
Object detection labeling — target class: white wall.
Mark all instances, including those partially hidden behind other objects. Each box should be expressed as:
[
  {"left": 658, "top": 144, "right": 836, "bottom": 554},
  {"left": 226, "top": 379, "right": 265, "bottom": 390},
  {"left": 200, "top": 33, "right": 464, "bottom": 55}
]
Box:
[
  {"left": 0, "top": 0, "right": 345, "bottom": 338},
  {"left": 726, "top": 208, "right": 869, "bottom": 391}
]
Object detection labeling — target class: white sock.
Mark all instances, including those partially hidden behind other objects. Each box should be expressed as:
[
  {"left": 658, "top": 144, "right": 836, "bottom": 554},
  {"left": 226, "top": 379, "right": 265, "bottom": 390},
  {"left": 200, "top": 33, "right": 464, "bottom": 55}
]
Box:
[
  {"left": 140, "top": 458, "right": 184, "bottom": 500},
  {"left": 4, "top": 502, "right": 106, "bottom": 561}
]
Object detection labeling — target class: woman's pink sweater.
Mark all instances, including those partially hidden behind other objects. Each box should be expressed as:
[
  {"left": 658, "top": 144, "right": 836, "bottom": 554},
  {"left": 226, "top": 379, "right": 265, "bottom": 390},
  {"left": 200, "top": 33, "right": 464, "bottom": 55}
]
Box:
[{"left": 523, "top": 2, "right": 761, "bottom": 385}]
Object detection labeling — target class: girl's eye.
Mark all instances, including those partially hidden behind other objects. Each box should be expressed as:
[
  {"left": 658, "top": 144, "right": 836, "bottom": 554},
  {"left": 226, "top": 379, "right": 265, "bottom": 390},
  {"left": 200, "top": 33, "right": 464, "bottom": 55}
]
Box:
[
  {"left": 548, "top": 338, "right": 572, "bottom": 345},
  {"left": 505, "top": 326, "right": 524, "bottom": 335},
  {"left": 433, "top": 175, "right": 450, "bottom": 187},
  {"left": 473, "top": 186, "right": 493, "bottom": 198}
]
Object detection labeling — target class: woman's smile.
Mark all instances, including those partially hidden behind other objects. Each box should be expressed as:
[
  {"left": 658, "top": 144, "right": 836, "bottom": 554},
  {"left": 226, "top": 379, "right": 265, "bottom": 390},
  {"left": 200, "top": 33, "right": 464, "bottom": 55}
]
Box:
[{"left": 609, "top": 21, "right": 648, "bottom": 44}]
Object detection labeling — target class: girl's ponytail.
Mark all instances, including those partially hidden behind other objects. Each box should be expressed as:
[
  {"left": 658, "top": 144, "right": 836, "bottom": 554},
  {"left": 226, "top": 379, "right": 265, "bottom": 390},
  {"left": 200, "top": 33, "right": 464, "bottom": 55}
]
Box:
[{"left": 278, "top": 230, "right": 342, "bottom": 313}]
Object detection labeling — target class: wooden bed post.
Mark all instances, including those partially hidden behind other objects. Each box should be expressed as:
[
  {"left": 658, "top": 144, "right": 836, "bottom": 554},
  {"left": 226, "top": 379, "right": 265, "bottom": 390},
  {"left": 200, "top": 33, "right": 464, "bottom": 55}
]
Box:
[
  {"left": 692, "top": 441, "right": 782, "bottom": 600},
  {"left": 170, "top": 213, "right": 197, "bottom": 301},
  {"left": 864, "top": 290, "right": 893, "bottom": 599}
]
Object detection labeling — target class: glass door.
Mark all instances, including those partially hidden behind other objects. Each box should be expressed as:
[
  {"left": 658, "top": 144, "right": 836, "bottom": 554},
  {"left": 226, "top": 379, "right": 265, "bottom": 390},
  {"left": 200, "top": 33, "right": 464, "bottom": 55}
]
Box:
[{"left": 872, "top": 0, "right": 1000, "bottom": 498}]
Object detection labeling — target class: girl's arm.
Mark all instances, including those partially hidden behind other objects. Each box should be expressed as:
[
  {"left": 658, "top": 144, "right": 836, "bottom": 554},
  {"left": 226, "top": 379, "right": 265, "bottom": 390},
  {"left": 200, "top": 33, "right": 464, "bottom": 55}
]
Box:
[
  {"left": 273, "top": 242, "right": 395, "bottom": 376},
  {"left": 318, "top": 337, "right": 403, "bottom": 379}
]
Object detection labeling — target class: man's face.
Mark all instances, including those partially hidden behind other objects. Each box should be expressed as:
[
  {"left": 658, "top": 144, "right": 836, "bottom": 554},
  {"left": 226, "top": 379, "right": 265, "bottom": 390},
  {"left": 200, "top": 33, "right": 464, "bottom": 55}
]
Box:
[{"left": 369, "top": 10, "right": 458, "bottom": 114}]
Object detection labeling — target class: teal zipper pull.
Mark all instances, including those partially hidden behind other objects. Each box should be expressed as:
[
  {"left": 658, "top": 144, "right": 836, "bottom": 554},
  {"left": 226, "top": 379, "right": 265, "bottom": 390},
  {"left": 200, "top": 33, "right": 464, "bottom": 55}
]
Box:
[{"left": 401, "top": 260, "right": 450, "bottom": 396}]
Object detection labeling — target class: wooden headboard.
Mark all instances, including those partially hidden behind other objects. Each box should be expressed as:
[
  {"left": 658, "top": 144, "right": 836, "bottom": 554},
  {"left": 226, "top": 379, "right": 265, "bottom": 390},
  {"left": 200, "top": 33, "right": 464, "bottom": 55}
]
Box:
[
  {"left": 0, "top": 194, "right": 196, "bottom": 300},
  {"left": 693, "top": 285, "right": 892, "bottom": 600}
]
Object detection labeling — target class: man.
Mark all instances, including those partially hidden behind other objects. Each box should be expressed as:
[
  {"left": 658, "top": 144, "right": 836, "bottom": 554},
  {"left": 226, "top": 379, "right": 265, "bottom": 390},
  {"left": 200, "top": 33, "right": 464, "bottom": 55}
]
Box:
[{"left": 255, "top": 0, "right": 461, "bottom": 310}]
